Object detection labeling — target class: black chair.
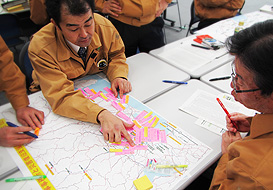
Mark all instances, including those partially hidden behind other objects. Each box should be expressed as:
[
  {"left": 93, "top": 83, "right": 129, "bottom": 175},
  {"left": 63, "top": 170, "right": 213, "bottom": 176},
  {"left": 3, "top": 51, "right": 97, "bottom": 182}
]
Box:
[
  {"left": 186, "top": 1, "right": 200, "bottom": 37},
  {"left": 186, "top": 0, "right": 245, "bottom": 37},
  {"left": 0, "top": 13, "right": 25, "bottom": 50},
  {"left": 162, "top": 0, "right": 184, "bottom": 32},
  {"left": 19, "top": 41, "right": 33, "bottom": 93}
]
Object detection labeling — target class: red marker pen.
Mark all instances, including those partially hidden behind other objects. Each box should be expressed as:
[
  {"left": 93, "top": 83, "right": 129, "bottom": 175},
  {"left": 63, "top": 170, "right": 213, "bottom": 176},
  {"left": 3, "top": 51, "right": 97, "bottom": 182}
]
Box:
[{"left": 216, "top": 98, "right": 238, "bottom": 130}]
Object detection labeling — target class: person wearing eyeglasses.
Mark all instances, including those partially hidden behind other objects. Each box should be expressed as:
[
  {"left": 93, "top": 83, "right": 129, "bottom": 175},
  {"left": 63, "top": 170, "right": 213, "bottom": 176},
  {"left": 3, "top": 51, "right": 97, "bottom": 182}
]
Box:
[{"left": 209, "top": 20, "right": 273, "bottom": 189}]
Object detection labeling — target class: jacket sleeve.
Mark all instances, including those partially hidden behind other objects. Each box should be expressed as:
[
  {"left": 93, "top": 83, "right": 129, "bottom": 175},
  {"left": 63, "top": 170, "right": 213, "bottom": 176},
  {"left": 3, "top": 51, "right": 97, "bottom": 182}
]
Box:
[
  {"left": 95, "top": 0, "right": 159, "bottom": 18},
  {"left": 94, "top": 0, "right": 104, "bottom": 13},
  {"left": 199, "top": 0, "right": 244, "bottom": 9},
  {"left": 28, "top": 45, "right": 104, "bottom": 124},
  {"left": 29, "top": 0, "right": 49, "bottom": 25},
  {"left": 101, "top": 20, "right": 128, "bottom": 82},
  {"left": 0, "top": 36, "right": 29, "bottom": 110},
  {"left": 210, "top": 153, "right": 229, "bottom": 189}
]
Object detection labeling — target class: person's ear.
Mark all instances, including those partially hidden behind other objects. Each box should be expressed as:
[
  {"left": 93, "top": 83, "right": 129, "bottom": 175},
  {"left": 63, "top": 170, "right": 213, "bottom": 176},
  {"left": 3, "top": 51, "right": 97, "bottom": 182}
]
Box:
[{"left": 51, "top": 18, "right": 61, "bottom": 31}]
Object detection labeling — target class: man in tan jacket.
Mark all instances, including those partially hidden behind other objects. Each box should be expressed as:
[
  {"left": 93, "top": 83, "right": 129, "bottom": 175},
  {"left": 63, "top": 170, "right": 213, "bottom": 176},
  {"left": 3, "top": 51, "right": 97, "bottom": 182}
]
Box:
[
  {"left": 0, "top": 36, "right": 44, "bottom": 147},
  {"left": 210, "top": 20, "right": 273, "bottom": 189},
  {"left": 95, "top": 0, "right": 172, "bottom": 57},
  {"left": 194, "top": 0, "right": 245, "bottom": 29},
  {"left": 29, "top": 0, "right": 135, "bottom": 146}
]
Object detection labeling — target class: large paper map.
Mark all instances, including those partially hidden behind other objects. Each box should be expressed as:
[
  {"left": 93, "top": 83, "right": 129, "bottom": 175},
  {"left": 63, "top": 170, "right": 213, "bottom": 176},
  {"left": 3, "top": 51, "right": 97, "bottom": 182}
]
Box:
[{"left": 2, "top": 74, "right": 212, "bottom": 189}]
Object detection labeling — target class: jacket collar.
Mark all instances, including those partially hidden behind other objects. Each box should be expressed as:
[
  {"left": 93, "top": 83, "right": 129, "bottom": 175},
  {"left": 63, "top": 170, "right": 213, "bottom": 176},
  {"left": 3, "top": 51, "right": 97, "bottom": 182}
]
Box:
[{"left": 249, "top": 113, "right": 273, "bottom": 139}]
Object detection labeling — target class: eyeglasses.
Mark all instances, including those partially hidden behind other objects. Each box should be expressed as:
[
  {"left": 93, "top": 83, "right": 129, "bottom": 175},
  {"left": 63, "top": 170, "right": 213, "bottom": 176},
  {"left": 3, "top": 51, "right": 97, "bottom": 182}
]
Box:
[{"left": 231, "top": 62, "right": 260, "bottom": 93}]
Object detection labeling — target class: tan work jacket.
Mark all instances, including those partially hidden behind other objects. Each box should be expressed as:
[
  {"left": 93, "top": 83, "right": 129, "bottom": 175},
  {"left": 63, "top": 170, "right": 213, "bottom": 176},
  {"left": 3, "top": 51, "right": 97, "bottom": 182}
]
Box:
[
  {"left": 95, "top": 0, "right": 172, "bottom": 27},
  {"left": 194, "top": 0, "right": 245, "bottom": 20},
  {"left": 29, "top": 14, "right": 128, "bottom": 124},
  {"left": 210, "top": 114, "right": 273, "bottom": 189},
  {"left": 29, "top": 0, "right": 49, "bottom": 25},
  {"left": 0, "top": 36, "right": 29, "bottom": 110}
]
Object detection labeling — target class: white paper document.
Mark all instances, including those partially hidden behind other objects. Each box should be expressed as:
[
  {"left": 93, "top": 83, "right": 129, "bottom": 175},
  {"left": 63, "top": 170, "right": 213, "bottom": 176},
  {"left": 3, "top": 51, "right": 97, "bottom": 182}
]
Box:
[
  {"left": 196, "top": 11, "right": 273, "bottom": 43},
  {"left": 179, "top": 90, "right": 256, "bottom": 129},
  {"left": 157, "top": 38, "right": 228, "bottom": 73}
]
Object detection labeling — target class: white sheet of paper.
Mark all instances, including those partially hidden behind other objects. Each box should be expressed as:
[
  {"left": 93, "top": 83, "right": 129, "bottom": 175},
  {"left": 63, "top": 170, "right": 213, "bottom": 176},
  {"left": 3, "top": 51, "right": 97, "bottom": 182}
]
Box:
[
  {"left": 157, "top": 38, "right": 228, "bottom": 73},
  {"left": 179, "top": 89, "right": 256, "bottom": 128}
]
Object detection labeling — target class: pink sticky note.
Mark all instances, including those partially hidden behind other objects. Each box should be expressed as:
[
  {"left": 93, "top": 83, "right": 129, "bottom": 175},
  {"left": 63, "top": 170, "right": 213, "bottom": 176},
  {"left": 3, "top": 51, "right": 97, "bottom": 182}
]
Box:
[
  {"left": 135, "top": 111, "right": 147, "bottom": 121},
  {"left": 104, "top": 87, "right": 114, "bottom": 94},
  {"left": 138, "top": 115, "right": 153, "bottom": 125},
  {"left": 112, "top": 101, "right": 123, "bottom": 111},
  {"left": 135, "top": 130, "right": 141, "bottom": 145},
  {"left": 160, "top": 130, "right": 167, "bottom": 143},
  {"left": 134, "top": 145, "right": 148, "bottom": 150},
  {"left": 148, "top": 128, "right": 153, "bottom": 142},
  {"left": 90, "top": 93, "right": 100, "bottom": 100},
  {"left": 106, "top": 93, "right": 118, "bottom": 101},
  {"left": 115, "top": 149, "right": 134, "bottom": 155},
  {"left": 142, "top": 120, "right": 153, "bottom": 127},
  {"left": 155, "top": 129, "right": 160, "bottom": 142},
  {"left": 116, "top": 112, "right": 133, "bottom": 124},
  {"left": 120, "top": 95, "right": 126, "bottom": 104},
  {"left": 84, "top": 87, "right": 95, "bottom": 96}
]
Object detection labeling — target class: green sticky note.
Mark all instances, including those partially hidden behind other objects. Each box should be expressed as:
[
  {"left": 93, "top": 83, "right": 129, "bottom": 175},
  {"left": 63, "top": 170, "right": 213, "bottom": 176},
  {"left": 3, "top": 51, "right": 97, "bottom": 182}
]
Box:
[{"left": 133, "top": 175, "right": 153, "bottom": 190}]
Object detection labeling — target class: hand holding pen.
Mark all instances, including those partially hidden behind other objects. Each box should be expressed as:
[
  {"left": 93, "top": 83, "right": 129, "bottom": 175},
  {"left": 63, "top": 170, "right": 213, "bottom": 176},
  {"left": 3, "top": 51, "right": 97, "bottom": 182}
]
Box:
[
  {"left": 216, "top": 98, "right": 239, "bottom": 131},
  {"left": 0, "top": 122, "right": 38, "bottom": 147},
  {"left": 226, "top": 112, "right": 251, "bottom": 133}
]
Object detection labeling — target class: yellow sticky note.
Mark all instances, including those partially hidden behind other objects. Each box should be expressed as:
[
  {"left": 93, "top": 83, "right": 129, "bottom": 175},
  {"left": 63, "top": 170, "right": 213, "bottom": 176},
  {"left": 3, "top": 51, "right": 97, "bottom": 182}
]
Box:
[
  {"left": 100, "top": 93, "right": 108, "bottom": 101},
  {"left": 91, "top": 89, "right": 97, "bottom": 94},
  {"left": 109, "top": 149, "right": 123, "bottom": 152},
  {"left": 144, "top": 111, "right": 153, "bottom": 119},
  {"left": 110, "top": 142, "right": 121, "bottom": 144},
  {"left": 118, "top": 103, "right": 126, "bottom": 110},
  {"left": 151, "top": 117, "right": 159, "bottom": 128},
  {"left": 0, "top": 118, "right": 8, "bottom": 128},
  {"left": 144, "top": 127, "right": 148, "bottom": 137},
  {"left": 125, "top": 95, "right": 129, "bottom": 104},
  {"left": 133, "top": 120, "right": 142, "bottom": 128},
  {"left": 133, "top": 175, "right": 153, "bottom": 190}
]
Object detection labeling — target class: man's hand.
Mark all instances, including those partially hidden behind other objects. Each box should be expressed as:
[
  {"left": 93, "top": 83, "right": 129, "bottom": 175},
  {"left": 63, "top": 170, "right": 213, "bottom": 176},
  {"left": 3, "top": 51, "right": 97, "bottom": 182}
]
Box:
[
  {"left": 111, "top": 78, "right": 132, "bottom": 98},
  {"left": 16, "top": 106, "right": 44, "bottom": 130},
  {"left": 221, "top": 131, "right": 241, "bottom": 154},
  {"left": 226, "top": 112, "right": 250, "bottom": 133},
  {"left": 102, "top": 0, "right": 121, "bottom": 17},
  {"left": 0, "top": 126, "right": 35, "bottom": 147},
  {"left": 98, "top": 110, "right": 135, "bottom": 146},
  {"left": 156, "top": 0, "right": 169, "bottom": 17}
]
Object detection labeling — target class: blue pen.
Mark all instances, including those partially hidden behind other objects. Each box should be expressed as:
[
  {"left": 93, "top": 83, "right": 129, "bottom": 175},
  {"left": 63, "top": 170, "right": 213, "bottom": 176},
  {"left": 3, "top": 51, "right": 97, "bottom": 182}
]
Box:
[
  {"left": 162, "top": 80, "right": 188, "bottom": 84},
  {"left": 6, "top": 122, "right": 38, "bottom": 138}
]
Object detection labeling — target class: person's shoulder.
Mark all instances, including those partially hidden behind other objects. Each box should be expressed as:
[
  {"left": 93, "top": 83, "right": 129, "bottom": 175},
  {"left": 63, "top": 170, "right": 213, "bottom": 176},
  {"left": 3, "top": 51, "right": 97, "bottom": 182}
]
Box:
[{"left": 29, "top": 23, "right": 57, "bottom": 54}]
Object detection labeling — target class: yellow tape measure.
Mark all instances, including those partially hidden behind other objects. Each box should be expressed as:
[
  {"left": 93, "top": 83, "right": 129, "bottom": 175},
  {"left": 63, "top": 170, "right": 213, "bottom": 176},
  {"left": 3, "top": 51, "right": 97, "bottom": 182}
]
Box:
[{"left": 1, "top": 118, "right": 55, "bottom": 189}]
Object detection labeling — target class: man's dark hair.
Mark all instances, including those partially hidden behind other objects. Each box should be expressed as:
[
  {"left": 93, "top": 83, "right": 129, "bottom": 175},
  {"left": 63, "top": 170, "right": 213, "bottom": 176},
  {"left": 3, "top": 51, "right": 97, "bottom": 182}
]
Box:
[
  {"left": 46, "top": 0, "right": 95, "bottom": 26},
  {"left": 226, "top": 19, "right": 273, "bottom": 96}
]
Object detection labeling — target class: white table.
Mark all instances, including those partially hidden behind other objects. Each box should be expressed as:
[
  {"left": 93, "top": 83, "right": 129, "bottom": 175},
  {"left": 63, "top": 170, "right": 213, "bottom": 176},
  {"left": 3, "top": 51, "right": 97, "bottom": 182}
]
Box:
[
  {"left": 0, "top": 103, "right": 27, "bottom": 190},
  {"left": 127, "top": 53, "right": 190, "bottom": 103},
  {"left": 196, "top": 11, "right": 273, "bottom": 43},
  {"left": 200, "top": 61, "right": 233, "bottom": 93},
  {"left": 149, "top": 35, "right": 233, "bottom": 78},
  {"left": 0, "top": 59, "right": 189, "bottom": 189},
  {"left": 146, "top": 79, "right": 223, "bottom": 189}
]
